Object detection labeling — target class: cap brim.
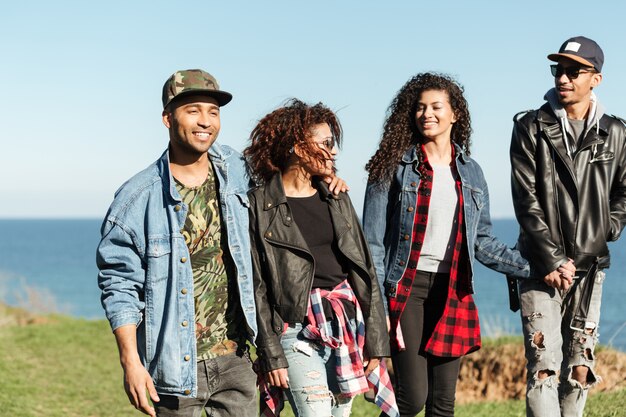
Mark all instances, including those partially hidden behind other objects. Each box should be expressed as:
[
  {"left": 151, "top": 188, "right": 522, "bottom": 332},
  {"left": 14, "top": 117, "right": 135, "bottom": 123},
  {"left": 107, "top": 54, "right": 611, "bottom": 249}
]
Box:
[
  {"left": 164, "top": 89, "right": 233, "bottom": 109},
  {"left": 547, "top": 53, "right": 595, "bottom": 69}
]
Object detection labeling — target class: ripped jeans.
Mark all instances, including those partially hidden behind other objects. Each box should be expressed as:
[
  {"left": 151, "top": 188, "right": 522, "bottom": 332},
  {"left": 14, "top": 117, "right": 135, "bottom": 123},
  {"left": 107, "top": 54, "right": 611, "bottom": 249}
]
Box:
[
  {"left": 519, "top": 270, "right": 605, "bottom": 417},
  {"left": 280, "top": 322, "right": 354, "bottom": 417}
]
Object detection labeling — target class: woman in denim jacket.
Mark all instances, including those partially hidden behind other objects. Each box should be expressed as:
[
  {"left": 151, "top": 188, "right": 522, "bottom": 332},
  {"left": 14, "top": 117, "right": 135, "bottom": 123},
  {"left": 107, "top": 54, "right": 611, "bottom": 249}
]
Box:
[{"left": 362, "top": 73, "right": 529, "bottom": 417}]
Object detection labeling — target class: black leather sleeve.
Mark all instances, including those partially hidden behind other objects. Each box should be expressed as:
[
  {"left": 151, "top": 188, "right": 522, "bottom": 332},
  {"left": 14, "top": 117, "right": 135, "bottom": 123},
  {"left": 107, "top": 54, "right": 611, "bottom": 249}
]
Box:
[
  {"left": 248, "top": 192, "right": 289, "bottom": 373},
  {"left": 510, "top": 118, "right": 569, "bottom": 276}
]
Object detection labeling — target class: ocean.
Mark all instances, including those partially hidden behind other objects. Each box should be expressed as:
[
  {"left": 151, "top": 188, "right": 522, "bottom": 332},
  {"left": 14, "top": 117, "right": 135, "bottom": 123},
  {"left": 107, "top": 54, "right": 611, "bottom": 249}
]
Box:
[{"left": 0, "top": 219, "right": 624, "bottom": 351}]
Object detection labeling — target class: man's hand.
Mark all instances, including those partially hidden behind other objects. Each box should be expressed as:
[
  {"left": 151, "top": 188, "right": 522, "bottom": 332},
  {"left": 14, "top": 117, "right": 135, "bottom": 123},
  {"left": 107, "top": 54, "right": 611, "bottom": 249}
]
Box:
[
  {"left": 363, "top": 357, "right": 381, "bottom": 377},
  {"left": 123, "top": 362, "right": 160, "bottom": 416},
  {"left": 113, "top": 325, "right": 159, "bottom": 416},
  {"left": 266, "top": 368, "right": 290, "bottom": 389},
  {"left": 544, "top": 259, "right": 576, "bottom": 291},
  {"left": 323, "top": 175, "right": 349, "bottom": 195}
]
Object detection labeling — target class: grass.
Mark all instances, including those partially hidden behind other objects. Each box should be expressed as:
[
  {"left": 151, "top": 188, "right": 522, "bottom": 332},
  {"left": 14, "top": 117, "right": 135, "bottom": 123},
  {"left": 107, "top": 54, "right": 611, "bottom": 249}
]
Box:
[{"left": 0, "top": 316, "right": 624, "bottom": 417}]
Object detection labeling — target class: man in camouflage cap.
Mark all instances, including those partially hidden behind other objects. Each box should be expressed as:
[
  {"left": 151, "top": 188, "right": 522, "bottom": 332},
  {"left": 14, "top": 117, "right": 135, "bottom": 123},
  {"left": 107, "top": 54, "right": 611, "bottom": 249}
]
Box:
[{"left": 97, "top": 69, "right": 258, "bottom": 417}]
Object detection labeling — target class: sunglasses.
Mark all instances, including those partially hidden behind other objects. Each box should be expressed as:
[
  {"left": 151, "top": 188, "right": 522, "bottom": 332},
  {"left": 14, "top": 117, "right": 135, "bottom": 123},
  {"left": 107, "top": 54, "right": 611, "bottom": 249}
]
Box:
[
  {"left": 316, "top": 138, "right": 336, "bottom": 151},
  {"left": 550, "top": 64, "right": 596, "bottom": 80}
]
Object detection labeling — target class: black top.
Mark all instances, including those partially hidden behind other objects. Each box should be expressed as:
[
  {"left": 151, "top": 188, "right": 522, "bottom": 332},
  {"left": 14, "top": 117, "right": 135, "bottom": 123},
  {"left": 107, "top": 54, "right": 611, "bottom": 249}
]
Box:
[{"left": 287, "top": 191, "right": 354, "bottom": 318}]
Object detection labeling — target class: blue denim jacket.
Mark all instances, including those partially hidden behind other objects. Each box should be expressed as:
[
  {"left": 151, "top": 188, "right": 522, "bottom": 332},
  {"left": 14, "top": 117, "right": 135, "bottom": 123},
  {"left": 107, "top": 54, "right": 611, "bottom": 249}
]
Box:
[
  {"left": 363, "top": 145, "right": 529, "bottom": 310},
  {"left": 97, "top": 143, "right": 257, "bottom": 397}
]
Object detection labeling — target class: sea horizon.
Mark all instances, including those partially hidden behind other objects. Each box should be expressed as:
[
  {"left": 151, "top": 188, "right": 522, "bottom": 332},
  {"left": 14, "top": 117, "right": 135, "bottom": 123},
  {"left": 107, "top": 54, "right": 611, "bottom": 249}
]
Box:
[{"left": 1, "top": 218, "right": 624, "bottom": 352}]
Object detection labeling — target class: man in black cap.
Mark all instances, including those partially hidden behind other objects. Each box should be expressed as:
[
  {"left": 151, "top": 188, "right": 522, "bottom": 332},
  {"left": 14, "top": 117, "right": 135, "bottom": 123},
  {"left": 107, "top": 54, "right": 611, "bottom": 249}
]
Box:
[{"left": 509, "top": 37, "right": 626, "bottom": 416}]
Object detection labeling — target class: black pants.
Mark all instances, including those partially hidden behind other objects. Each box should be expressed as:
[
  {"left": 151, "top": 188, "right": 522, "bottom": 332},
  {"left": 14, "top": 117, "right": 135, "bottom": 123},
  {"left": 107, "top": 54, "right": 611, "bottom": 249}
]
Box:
[{"left": 391, "top": 270, "right": 461, "bottom": 417}]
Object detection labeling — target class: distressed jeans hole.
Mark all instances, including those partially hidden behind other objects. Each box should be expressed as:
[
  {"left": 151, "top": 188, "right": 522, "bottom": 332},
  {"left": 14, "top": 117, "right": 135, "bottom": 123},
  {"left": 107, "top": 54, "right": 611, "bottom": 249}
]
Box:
[
  {"left": 532, "top": 331, "right": 545, "bottom": 349},
  {"left": 305, "top": 371, "right": 321, "bottom": 380},
  {"left": 526, "top": 312, "right": 544, "bottom": 322}
]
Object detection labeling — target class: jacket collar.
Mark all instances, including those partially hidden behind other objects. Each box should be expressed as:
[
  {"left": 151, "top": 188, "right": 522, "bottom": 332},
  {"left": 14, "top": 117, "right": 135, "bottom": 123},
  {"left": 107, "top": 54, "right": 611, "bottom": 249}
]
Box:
[
  {"left": 536, "top": 102, "right": 611, "bottom": 135},
  {"left": 401, "top": 143, "right": 468, "bottom": 164},
  {"left": 207, "top": 141, "right": 234, "bottom": 162},
  {"left": 262, "top": 173, "right": 340, "bottom": 210},
  {"left": 158, "top": 141, "right": 233, "bottom": 203}
]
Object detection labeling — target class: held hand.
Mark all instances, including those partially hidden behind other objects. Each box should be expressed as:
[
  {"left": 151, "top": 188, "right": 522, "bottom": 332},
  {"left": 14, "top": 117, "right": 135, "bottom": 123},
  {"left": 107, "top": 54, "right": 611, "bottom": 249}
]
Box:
[
  {"left": 266, "top": 368, "right": 290, "bottom": 389},
  {"left": 543, "top": 270, "right": 564, "bottom": 289},
  {"left": 324, "top": 175, "right": 349, "bottom": 195},
  {"left": 557, "top": 259, "right": 576, "bottom": 281},
  {"left": 123, "top": 362, "right": 160, "bottom": 416},
  {"left": 363, "top": 357, "right": 381, "bottom": 377}
]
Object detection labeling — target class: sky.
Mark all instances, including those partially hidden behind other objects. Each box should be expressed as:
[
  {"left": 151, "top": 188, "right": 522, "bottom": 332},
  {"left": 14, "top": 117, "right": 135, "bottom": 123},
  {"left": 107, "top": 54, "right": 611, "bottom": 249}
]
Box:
[{"left": 2, "top": 0, "right": 626, "bottom": 219}]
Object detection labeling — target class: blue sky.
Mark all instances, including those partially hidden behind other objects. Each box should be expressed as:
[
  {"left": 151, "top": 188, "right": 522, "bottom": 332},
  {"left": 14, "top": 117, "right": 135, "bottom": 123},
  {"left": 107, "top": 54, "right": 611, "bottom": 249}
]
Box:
[{"left": 2, "top": 1, "right": 625, "bottom": 218}]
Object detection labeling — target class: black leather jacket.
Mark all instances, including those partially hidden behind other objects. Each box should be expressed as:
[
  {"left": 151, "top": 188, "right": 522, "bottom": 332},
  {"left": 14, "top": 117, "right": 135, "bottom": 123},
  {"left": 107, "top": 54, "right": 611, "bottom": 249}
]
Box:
[
  {"left": 248, "top": 174, "right": 390, "bottom": 372},
  {"left": 510, "top": 102, "right": 626, "bottom": 277}
]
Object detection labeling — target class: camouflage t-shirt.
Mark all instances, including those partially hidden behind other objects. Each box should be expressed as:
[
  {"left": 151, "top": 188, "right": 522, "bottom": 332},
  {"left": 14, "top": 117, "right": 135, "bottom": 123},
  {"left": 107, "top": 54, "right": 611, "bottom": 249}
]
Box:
[{"left": 175, "top": 166, "right": 244, "bottom": 360}]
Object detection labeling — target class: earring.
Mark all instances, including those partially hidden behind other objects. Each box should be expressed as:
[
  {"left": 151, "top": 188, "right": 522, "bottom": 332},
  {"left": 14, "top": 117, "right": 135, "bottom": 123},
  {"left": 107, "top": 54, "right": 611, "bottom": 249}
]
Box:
[{"left": 288, "top": 147, "right": 294, "bottom": 154}]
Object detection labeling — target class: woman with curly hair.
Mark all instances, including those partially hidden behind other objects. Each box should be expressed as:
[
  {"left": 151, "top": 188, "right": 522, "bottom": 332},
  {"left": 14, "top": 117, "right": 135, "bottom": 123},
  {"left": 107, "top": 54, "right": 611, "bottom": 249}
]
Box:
[
  {"left": 245, "top": 99, "right": 396, "bottom": 417},
  {"left": 362, "top": 73, "right": 529, "bottom": 417}
]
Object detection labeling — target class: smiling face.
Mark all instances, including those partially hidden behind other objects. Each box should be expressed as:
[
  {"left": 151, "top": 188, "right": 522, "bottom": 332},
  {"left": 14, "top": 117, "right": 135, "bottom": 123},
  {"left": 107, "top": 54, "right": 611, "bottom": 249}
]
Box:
[
  {"left": 414, "top": 89, "right": 457, "bottom": 143},
  {"left": 554, "top": 58, "right": 602, "bottom": 107},
  {"left": 162, "top": 95, "right": 221, "bottom": 157},
  {"left": 296, "top": 123, "right": 337, "bottom": 177}
]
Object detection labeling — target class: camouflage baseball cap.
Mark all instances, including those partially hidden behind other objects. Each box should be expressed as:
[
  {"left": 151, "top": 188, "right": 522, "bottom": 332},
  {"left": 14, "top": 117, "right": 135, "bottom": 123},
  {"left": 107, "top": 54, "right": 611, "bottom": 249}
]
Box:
[{"left": 162, "top": 69, "right": 232, "bottom": 109}]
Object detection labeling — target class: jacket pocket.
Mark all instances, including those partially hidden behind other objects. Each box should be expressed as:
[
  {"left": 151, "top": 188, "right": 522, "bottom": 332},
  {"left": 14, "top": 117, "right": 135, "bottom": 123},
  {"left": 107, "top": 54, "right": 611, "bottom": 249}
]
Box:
[
  {"left": 146, "top": 237, "right": 172, "bottom": 283},
  {"left": 470, "top": 188, "right": 484, "bottom": 210},
  {"left": 235, "top": 192, "right": 250, "bottom": 208}
]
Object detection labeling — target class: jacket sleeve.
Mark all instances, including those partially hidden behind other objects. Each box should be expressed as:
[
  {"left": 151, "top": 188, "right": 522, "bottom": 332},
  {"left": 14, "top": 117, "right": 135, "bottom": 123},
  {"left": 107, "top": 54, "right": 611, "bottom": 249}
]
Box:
[
  {"left": 362, "top": 180, "right": 391, "bottom": 312},
  {"left": 510, "top": 119, "right": 569, "bottom": 276},
  {"left": 248, "top": 193, "right": 289, "bottom": 372},
  {"left": 346, "top": 194, "right": 390, "bottom": 358},
  {"left": 608, "top": 123, "right": 626, "bottom": 241},
  {"left": 472, "top": 165, "right": 530, "bottom": 278},
  {"left": 96, "top": 218, "right": 145, "bottom": 331}
]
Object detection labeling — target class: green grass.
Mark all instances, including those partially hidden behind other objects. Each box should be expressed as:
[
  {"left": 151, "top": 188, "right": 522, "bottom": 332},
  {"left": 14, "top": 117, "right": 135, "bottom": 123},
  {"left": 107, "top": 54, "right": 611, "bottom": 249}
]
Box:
[{"left": 0, "top": 317, "right": 624, "bottom": 417}]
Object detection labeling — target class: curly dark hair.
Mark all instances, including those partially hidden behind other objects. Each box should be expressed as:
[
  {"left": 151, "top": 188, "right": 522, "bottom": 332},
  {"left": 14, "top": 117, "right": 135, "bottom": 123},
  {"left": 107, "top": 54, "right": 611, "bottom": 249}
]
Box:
[
  {"left": 365, "top": 72, "right": 472, "bottom": 184},
  {"left": 244, "top": 98, "right": 342, "bottom": 183}
]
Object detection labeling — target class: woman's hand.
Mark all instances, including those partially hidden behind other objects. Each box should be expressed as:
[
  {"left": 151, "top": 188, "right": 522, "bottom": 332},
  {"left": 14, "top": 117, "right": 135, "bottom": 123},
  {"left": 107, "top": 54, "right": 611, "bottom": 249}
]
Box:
[
  {"left": 363, "top": 357, "right": 381, "bottom": 377},
  {"left": 266, "top": 368, "right": 290, "bottom": 389},
  {"left": 323, "top": 175, "right": 350, "bottom": 195}
]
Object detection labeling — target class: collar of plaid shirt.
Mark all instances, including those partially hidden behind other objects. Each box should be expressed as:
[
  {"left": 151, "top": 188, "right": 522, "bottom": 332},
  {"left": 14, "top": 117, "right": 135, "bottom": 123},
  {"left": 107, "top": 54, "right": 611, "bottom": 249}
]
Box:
[
  {"left": 258, "top": 279, "right": 399, "bottom": 417},
  {"left": 388, "top": 145, "right": 481, "bottom": 357}
]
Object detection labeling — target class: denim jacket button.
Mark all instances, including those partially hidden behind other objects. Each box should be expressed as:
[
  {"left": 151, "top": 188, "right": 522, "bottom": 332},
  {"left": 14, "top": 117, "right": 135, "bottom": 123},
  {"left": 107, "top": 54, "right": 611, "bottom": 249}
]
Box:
[
  {"left": 182, "top": 320, "right": 188, "bottom": 327},
  {"left": 403, "top": 234, "right": 410, "bottom": 240},
  {"left": 184, "top": 355, "right": 191, "bottom": 361},
  {"left": 180, "top": 257, "right": 188, "bottom": 263},
  {"left": 174, "top": 205, "right": 182, "bottom": 212},
  {"left": 399, "top": 260, "right": 405, "bottom": 266},
  {"left": 181, "top": 288, "right": 188, "bottom": 295},
  {"left": 184, "top": 389, "right": 191, "bottom": 395},
  {"left": 407, "top": 206, "right": 414, "bottom": 212},
  {"left": 410, "top": 182, "right": 416, "bottom": 187}
]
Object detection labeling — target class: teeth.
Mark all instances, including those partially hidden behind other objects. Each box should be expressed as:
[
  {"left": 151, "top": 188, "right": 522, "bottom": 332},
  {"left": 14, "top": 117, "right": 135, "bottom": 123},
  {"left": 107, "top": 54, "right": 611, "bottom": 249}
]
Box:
[{"left": 194, "top": 132, "right": 211, "bottom": 138}]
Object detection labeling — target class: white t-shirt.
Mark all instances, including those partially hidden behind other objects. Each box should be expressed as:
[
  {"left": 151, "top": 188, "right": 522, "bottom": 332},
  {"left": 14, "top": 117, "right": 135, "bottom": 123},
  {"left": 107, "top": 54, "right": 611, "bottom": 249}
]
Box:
[{"left": 416, "top": 163, "right": 460, "bottom": 273}]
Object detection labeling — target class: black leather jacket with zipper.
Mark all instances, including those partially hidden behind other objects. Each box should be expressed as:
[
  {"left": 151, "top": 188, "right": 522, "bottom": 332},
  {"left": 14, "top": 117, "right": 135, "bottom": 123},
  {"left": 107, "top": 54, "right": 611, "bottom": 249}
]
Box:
[
  {"left": 510, "top": 101, "right": 626, "bottom": 278},
  {"left": 248, "top": 173, "right": 390, "bottom": 372}
]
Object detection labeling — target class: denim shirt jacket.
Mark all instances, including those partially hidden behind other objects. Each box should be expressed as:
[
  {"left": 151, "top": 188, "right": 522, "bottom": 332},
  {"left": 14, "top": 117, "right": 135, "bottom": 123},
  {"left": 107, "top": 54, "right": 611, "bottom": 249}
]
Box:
[
  {"left": 96, "top": 143, "right": 257, "bottom": 397},
  {"left": 362, "top": 144, "right": 530, "bottom": 311}
]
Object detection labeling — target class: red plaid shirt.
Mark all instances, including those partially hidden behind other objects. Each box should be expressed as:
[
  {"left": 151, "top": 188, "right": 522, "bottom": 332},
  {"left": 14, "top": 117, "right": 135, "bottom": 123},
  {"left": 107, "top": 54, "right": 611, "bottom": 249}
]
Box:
[{"left": 388, "top": 147, "right": 481, "bottom": 357}]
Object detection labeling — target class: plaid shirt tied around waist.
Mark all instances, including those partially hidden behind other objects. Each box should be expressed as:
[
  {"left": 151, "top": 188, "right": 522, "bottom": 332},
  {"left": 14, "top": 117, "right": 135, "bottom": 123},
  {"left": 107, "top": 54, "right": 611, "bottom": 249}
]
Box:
[
  {"left": 258, "top": 279, "right": 399, "bottom": 417},
  {"left": 388, "top": 148, "right": 481, "bottom": 357}
]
